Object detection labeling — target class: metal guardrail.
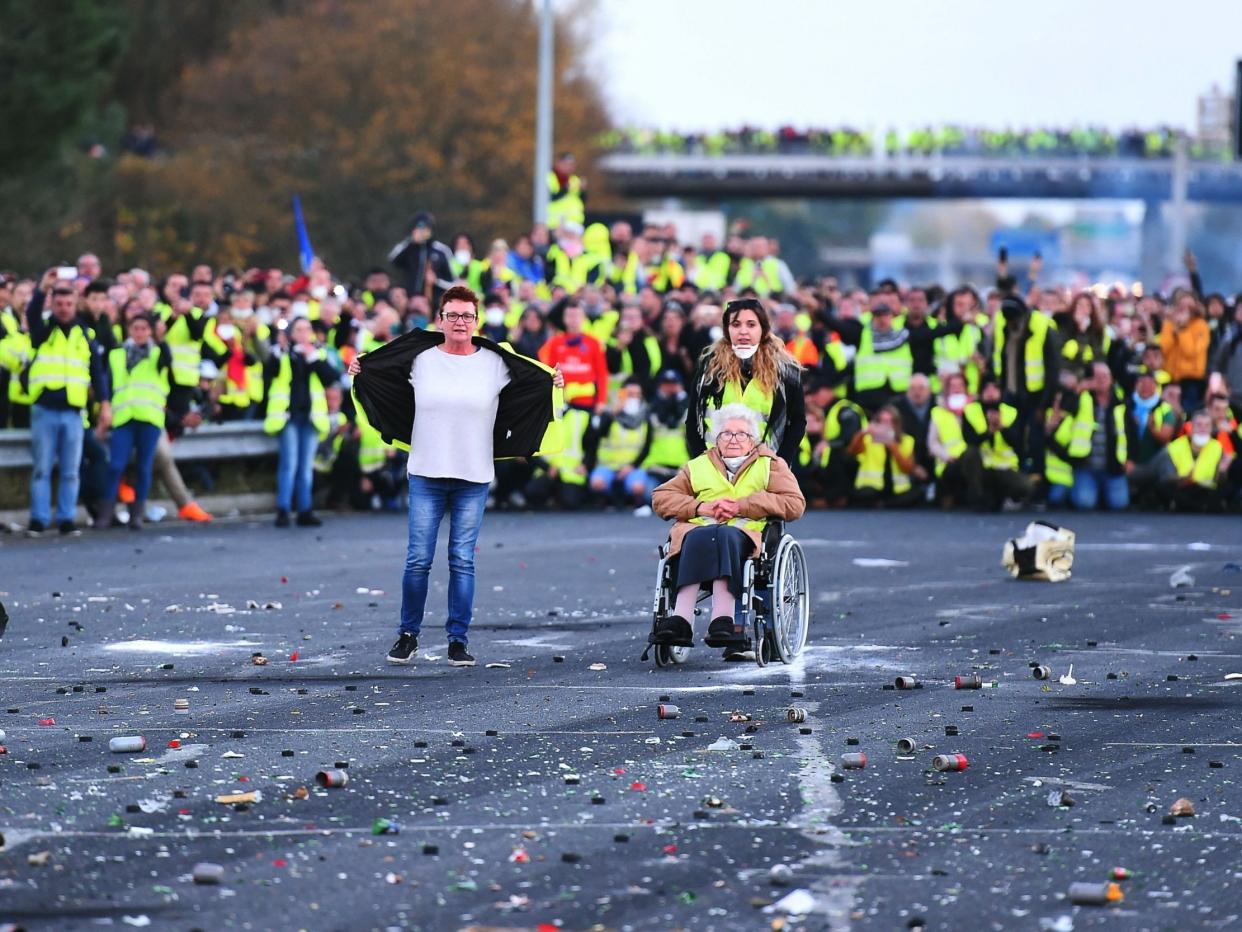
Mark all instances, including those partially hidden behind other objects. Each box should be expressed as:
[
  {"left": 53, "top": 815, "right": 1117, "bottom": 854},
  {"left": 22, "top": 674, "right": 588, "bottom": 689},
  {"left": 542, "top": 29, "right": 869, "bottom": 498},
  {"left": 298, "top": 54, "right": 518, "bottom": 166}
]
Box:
[{"left": 0, "top": 422, "right": 278, "bottom": 469}]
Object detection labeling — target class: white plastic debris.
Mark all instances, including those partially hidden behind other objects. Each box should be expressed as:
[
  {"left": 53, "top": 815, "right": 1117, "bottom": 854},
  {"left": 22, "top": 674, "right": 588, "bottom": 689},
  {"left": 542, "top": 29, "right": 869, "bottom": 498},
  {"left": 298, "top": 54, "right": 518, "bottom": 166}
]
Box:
[
  {"left": 1169, "top": 566, "right": 1195, "bottom": 588},
  {"left": 766, "top": 888, "right": 818, "bottom": 916},
  {"left": 1058, "top": 664, "right": 1077, "bottom": 686},
  {"left": 1002, "top": 521, "right": 1075, "bottom": 582},
  {"left": 706, "top": 736, "right": 740, "bottom": 751}
]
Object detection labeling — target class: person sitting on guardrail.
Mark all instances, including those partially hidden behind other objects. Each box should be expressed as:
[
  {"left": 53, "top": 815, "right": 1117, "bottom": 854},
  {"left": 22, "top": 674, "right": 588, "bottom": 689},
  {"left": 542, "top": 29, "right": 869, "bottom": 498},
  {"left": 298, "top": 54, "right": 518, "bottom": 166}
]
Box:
[{"left": 651, "top": 403, "right": 805, "bottom": 661}]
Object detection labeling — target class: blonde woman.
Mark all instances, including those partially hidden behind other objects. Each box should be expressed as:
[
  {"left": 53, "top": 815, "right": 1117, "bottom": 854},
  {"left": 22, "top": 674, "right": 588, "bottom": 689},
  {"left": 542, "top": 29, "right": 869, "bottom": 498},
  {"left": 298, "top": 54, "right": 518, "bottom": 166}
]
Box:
[{"left": 685, "top": 298, "right": 805, "bottom": 465}]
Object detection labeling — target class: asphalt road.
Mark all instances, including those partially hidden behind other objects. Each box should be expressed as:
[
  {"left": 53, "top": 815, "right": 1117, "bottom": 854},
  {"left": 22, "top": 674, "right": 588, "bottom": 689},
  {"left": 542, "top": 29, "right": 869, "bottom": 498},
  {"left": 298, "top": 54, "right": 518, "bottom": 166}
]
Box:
[{"left": 1, "top": 508, "right": 1240, "bottom": 931}]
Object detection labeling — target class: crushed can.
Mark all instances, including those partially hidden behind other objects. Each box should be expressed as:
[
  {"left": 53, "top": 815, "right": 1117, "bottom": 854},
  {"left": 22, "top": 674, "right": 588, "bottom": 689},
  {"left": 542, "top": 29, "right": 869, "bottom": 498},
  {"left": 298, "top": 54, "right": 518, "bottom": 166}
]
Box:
[
  {"left": 894, "top": 676, "right": 918, "bottom": 690},
  {"left": 1069, "top": 881, "right": 1123, "bottom": 905},
  {"left": 657, "top": 704, "right": 680, "bottom": 720},
  {"left": 1032, "top": 665, "right": 1053, "bottom": 680},
  {"left": 108, "top": 736, "right": 146, "bottom": 753},
  {"left": 315, "top": 769, "right": 349, "bottom": 788},
  {"left": 786, "top": 707, "right": 807, "bottom": 723},
  {"left": 932, "top": 753, "right": 969, "bottom": 772},
  {"left": 896, "top": 737, "right": 917, "bottom": 755},
  {"left": 839, "top": 752, "right": 867, "bottom": 769}
]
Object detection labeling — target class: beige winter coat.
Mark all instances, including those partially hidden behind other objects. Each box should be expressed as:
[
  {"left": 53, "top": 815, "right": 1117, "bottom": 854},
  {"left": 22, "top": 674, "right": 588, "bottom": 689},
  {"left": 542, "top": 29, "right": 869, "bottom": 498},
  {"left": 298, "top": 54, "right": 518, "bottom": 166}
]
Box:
[{"left": 651, "top": 445, "right": 806, "bottom": 556}]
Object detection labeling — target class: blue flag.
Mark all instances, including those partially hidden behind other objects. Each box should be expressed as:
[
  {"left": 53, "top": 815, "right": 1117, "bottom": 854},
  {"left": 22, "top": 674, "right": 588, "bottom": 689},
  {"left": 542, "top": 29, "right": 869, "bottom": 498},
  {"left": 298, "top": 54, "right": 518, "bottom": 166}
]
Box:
[{"left": 292, "top": 194, "right": 314, "bottom": 273}]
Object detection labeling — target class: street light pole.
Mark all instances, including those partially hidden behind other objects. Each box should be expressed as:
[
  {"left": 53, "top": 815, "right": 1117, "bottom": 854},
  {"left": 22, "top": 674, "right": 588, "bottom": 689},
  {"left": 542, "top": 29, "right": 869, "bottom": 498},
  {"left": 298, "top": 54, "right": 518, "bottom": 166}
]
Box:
[{"left": 532, "top": 0, "right": 553, "bottom": 225}]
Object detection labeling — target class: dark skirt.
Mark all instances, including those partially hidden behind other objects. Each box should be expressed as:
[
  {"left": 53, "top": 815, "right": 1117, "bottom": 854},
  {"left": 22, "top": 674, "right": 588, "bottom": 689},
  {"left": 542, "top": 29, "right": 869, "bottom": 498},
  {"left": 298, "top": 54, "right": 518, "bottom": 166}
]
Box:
[{"left": 675, "top": 524, "right": 754, "bottom": 597}]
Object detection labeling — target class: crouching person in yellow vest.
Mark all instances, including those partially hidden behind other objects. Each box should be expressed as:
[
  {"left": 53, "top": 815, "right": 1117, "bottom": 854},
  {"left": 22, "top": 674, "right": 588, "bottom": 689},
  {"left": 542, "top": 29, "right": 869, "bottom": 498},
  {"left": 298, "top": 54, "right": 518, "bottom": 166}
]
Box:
[
  {"left": 354, "top": 399, "right": 401, "bottom": 511},
  {"left": 312, "top": 384, "right": 355, "bottom": 510},
  {"left": 586, "top": 378, "right": 654, "bottom": 513},
  {"left": 958, "top": 377, "right": 1034, "bottom": 511},
  {"left": 264, "top": 318, "right": 340, "bottom": 527},
  {"left": 1047, "top": 362, "right": 1129, "bottom": 511},
  {"left": 1139, "top": 409, "right": 1232, "bottom": 512},
  {"left": 927, "top": 371, "right": 972, "bottom": 508},
  {"left": 98, "top": 314, "right": 171, "bottom": 531},
  {"left": 526, "top": 405, "right": 592, "bottom": 510},
  {"left": 846, "top": 404, "right": 922, "bottom": 507},
  {"left": 642, "top": 369, "right": 691, "bottom": 486},
  {"left": 651, "top": 403, "right": 805, "bottom": 660}
]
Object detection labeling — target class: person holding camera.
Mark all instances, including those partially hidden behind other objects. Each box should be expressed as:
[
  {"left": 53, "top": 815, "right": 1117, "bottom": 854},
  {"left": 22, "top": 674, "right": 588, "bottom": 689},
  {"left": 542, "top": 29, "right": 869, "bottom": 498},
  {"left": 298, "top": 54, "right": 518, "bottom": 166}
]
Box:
[{"left": 846, "top": 404, "right": 923, "bottom": 507}]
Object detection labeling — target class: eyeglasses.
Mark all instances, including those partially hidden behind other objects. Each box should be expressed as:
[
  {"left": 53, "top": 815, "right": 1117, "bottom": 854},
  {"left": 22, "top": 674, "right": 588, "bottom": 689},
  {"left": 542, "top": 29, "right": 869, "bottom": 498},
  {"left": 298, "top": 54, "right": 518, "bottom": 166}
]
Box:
[
  {"left": 442, "top": 312, "right": 477, "bottom": 323},
  {"left": 717, "top": 430, "right": 753, "bottom": 442}
]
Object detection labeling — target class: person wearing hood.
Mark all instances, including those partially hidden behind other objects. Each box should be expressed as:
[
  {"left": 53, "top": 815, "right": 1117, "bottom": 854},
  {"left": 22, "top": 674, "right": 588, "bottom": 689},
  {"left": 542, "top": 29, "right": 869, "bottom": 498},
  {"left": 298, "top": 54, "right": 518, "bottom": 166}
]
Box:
[
  {"left": 97, "top": 313, "right": 171, "bottom": 530},
  {"left": 685, "top": 298, "right": 805, "bottom": 467},
  {"left": 586, "top": 377, "right": 653, "bottom": 513},
  {"left": 651, "top": 404, "right": 806, "bottom": 661},
  {"left": 388, "top": 211, "right": 455, "bottom": 307},
  {"left": 350, "top": 286, "right": 565, "bottom": 668},
  {"left": 991, "top": 291, "right": 1061, "bottom": 478},
  {"left": 641, "top": 369, "right": 691, "bottom": 486}
]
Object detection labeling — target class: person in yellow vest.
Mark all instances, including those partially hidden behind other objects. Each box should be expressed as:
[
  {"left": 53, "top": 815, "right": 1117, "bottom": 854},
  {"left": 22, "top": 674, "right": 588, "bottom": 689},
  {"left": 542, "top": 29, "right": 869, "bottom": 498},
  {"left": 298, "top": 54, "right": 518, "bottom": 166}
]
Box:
[
  {"left": 605, "top": 303, "right": 661, "bottom": 395},
  {"left": 25, "top": 272, "right": 113, "bottom": 534},
  {"left": 1125, "top": 366, "right": 1180, "bottom": 506},
  {"left": 691, "top": 232, "right": 732, "bottom": 292},
  {"left": 1139, "top": 409, "right": 1232, "bottom": 512},
  {"left": 846, "top": 405, "right": 922, "bottom": 507},
  {"left": 0, "top": 309, "right": 34, "bottom": 428},
  {"left": 687, "top": 298, "right": 805, "bottom": 466},
  {"left": 1059, "top": 291, "right": 1111, "bottom": 376},
  {"left": 1041, "top": 371, "right": 1084, "bottom": 509},
  {"left": 586, "top": 378, "right": 653, "bottom": 512},
  {"left": 161, "top": 283, "right": 211, "bottom": 430},
  {"left": 546, "top": 151, "right": 586, "bottom": 230},
  {"left": 651, "top": 404, "right": 805, "bottom": 659},
  {"left": 264, "top": 317, "right": 340, "bottom": 528},
  {"left": 1053, "top": 362, "right": 1130, "bottom": 510},
  {"left": 804, "top": 374, "right": 867, "bottom": 507},
  {"left": 927, "top": 371, "right": 972, "bottom": 507},
  {"left": 544, "top": 224, "right": 606, "bottom": 295},
  {"left": 827, "top": 296, "right": 912, "bottom": 413},
  {"left": 642, "top": 369, "right": 691, "bottom": 486},
  {"left": 958, "top": 377, "right": 1034, "bottom": 511},
  {"left": 312, "top": 383, "right": 354, "bottom": 510},
  {"left": 478, "top": 239, "right": 520, "bottom": 297},
  {"left": 97, "top": 314, "right": 170, "bottom": 531},
  {"left": 992, "top": 293, "right": 1061, "bottom": 476},
  {"left": 202, "top": 307, "right": 259, "bottom": 421},
  {"left": 935, "top": 287, "right": 988, "bottom": 394},
  {"left": 526, "top": 404, "right": 592, "bottom": 510},
  {"left": 353, "top": 397, "right": 401, "bottom": 511}
]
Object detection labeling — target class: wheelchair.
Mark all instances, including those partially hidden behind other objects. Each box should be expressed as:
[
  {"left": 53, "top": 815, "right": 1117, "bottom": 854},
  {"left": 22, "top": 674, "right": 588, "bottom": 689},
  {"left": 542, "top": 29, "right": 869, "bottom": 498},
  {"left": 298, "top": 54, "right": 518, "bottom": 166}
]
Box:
[{"left": 643, "top": 521, "right": 810, "bottom": 668}]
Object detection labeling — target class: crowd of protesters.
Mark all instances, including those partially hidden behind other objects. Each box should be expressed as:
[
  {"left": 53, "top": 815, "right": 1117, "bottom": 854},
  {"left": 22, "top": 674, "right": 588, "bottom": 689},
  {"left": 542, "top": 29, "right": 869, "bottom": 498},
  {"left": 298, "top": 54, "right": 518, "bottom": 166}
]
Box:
[
  {"left": 602, "top": 124, "right": 1231, "bottom": 161},
  {"left": 3, "top": 162, "right": 1241, "bottom": 533}
]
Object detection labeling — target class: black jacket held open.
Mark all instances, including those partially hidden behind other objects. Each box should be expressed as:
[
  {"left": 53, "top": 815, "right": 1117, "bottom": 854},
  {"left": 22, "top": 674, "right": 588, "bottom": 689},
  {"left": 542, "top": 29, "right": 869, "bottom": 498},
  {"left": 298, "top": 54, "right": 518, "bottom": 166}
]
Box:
[{"left": 351, "top": 329, "right": 561, "bottom": 457}]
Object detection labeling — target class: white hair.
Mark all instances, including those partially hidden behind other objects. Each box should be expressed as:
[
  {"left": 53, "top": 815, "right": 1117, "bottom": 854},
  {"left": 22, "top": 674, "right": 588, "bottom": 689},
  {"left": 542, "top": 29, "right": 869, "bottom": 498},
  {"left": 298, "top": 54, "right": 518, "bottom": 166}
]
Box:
[{"left": 706, "top": 403, "right": 762, "bottom": 445}]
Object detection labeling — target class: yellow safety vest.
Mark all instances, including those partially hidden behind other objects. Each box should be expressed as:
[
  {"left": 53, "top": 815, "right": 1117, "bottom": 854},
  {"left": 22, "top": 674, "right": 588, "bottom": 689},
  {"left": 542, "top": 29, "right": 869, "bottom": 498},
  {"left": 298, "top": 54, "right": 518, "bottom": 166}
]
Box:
[
  {"left": 354, "top": 403, "right": 388, "bottom": 473},
  {"left": 546, "top": 172, "right": 585, "bottom": 228},
  {"left": 822, "top": 399, "right": 866, "bottom": 467},
  {"left": 992, "top": 311, "right": 1052, "bottom": 394},
  {"left": 963, "top": 402, "right": 1019, "bottom": 471},
  {"left": 0, "top": 329, "right": 34, "bottom": 405},
  {"left": 1166, "top": 435, "right": 1223, "bottom": 488},
  {"left": 935, "top": 321, "right": 984, "bottom": 394},
  {"left": 596, "top": 419, "right": 648, "bottom": 469},
  {"left": 263, "top": 353, "right": 330, "bottom": 440},
  {"left": 314, "top": 412, "right": 347, "bottom": 474},
  {"left": 929, "top": 406, "right": 966, "bottom": 476},
  {"left": 202, "top": 321, "right": 252, "bottom": 410},
  {"left": 687, "top": 454, "right": 770, "bottom": 533},
  {"left": 643, "top": 419, "right": 689, "bottom": 470},
  {"left": 1045, "top": 409, "right": 1076, "bottom": 487},
  {"left": 854, "top": 433, "right": 916, "bottom": 494},
  {"left": 109, "top": 346, "right": 169, "bottom": 428},
  {"left": 164, "top": 311, "right": 204, "bottom": 388},
  {"left": 853, "top": 326, "right": 913, "bottom": 393},
  {"left": 545, "top": 407, "right": 590, "bottom": 484},
  {"left": 29, "top": 325, "right": 91, "bottom": 408}
]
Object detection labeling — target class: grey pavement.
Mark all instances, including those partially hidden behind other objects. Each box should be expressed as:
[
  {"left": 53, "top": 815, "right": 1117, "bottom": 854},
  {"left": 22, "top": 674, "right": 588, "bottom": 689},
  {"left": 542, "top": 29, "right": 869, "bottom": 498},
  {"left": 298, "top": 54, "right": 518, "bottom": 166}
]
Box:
[{"left": 0, "top": 509, "right": 1240, "bottom": 931}]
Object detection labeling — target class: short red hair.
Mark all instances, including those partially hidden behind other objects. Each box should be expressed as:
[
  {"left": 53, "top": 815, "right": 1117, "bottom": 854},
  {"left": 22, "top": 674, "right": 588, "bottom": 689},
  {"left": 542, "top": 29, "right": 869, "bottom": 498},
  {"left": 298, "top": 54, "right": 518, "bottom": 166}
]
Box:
[{"left": 438, "top": 285, "right": 479, "bottom": 314}]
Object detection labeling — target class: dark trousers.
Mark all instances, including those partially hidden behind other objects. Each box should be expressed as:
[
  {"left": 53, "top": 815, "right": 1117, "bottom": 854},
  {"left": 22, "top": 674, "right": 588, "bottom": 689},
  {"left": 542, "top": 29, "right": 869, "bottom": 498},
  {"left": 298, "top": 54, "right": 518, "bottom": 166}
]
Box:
[{"left": 959, "top": 446, "right": 1033, "bottom": 511}]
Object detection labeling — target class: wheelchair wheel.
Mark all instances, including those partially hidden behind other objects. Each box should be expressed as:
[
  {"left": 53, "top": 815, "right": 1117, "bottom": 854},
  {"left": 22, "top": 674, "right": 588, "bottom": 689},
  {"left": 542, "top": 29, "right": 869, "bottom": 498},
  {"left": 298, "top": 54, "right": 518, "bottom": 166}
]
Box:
[
  {"left": 753, "top": 614, "right": 769, "bottom": 667},
  {"left": 773, "top": 536, "right": 810, "bottom": 664},
  {"left": 654, "top": 644, "right": 690, "bottom": 667}
]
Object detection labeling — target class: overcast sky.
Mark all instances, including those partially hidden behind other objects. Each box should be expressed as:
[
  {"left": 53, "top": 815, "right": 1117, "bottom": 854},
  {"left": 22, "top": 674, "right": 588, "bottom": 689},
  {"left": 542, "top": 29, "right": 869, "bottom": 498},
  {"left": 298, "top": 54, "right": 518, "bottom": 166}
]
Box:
[{"left": 588, "top": 0, "right": 1242, "bottom": 132}]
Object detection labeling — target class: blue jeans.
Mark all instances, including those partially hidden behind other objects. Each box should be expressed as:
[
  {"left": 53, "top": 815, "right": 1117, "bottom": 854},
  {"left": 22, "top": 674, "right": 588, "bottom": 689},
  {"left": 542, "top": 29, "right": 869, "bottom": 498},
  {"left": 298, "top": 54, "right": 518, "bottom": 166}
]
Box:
[
  {"left": 400, "top": 474, "right": 490, "bottom": 644},
  {"left": 276, "top": 417, "right": 319, "bottom": 513},
  {"left": 1046, "top": 482, "right": 1071, "bottom": 508},
  {"left": 1071, "top": 468, "right": 1130, "bottom": 511},
  {"left": 106, "top": 421, "right": 162, "bottom": 505},
  {"left": 30, "top": 404, "right": 86, "bottom": 525}
]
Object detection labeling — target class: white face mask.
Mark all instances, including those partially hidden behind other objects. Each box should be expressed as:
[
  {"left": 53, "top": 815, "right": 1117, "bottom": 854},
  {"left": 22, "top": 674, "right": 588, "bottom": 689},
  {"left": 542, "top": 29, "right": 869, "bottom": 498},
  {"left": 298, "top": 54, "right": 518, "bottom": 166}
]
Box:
[
  {"left": 455, "top": 249, "right": 471, "bottom": 265},
  {"left": 215, "top": 323, "right": 236, "bottom": 341},
  {"left": 622, "top": 398, "right": 643, "bottom": 416},
  {"left": 485, "top": 308, "right": 505, "bottom": 326},
  {"left": 708, "top": 325, "right": 724, "bottom": 342},
  {"left": 231, "top": 306, "right": 253, "bottom": 319},
  {"left": 732, "top": 344, "right": 759, "bottom": 360},
  {"left": 947, "top": 392, "right": 968, "bottom": 412},
  {"left": 290, "top": 300, "right": 310, "bottom": 319},
  {"left": 722, "top": 454, "right": 749, "bottom": 472},
  {"left": 1192, "top": 432, "right": 1211, "bottom": 448},
  {"left": 310, "top": 285, "right": 328, "bottom": 300}
]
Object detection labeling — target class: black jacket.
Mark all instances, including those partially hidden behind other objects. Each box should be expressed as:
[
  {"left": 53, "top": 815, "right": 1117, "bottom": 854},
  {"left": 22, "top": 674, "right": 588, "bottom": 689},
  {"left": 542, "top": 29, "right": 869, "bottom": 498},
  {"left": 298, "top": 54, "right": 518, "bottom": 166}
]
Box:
[
  {"left": 685, "top": 354, "right": 806, "bottom": 466},
  {"left": 388, "top": 238, "right": 455, "bottom": 305},
  {"left": 351, "top": 329, "right": 556, "bottom": 457}
]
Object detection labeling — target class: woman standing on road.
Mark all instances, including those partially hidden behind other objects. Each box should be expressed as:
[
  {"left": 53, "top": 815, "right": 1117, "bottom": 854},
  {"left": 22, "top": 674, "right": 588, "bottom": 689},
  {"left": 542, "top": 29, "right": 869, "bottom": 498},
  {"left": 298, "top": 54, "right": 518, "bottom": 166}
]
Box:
[
  {"left": 685, "top": 298, "right": 805, "bottom": 466},
  {"left": 351, "top": 286, "right": 563, "bottom": 667}
]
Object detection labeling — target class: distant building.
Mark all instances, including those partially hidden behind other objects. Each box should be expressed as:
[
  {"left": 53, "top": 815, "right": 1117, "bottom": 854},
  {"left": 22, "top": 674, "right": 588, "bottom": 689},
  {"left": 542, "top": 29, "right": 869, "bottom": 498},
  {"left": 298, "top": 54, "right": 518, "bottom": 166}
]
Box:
[{"left": 1196, "top": 83, "right": 1233, "bottom": 154}]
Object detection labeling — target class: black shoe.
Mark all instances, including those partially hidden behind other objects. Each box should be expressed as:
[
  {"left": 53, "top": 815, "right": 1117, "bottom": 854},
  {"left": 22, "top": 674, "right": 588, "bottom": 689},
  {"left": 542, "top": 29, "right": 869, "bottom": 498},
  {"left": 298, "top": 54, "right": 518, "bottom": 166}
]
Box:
[
  {"left": 653, "top": 615, "right": 693, "bottom": 646},
  {"left": 129, "top": 513, "right": 144, "bottom": 531},
  {"left": 274, "top": 510, "right": 291, "bottom": 528},
  {"left": 296, "top": 511, "right": 322, "bottom": 527},
  {"left": 723, "top": 644, "right": 756, "bottom": 662},
  {"left": 386, "top": 633, "right": 418, "bottom": 664},
  {"left": 26, "top": 520, "right": 46, "bottom": 536},
  {"left": 704, "top": 615, "right": 740, "bottom": 648},
  {"left": 447, "top": 642, "right": 476, "bottom": 667},
  {"left": 58, "top": 520, "right": 78, "bottom": 536}
]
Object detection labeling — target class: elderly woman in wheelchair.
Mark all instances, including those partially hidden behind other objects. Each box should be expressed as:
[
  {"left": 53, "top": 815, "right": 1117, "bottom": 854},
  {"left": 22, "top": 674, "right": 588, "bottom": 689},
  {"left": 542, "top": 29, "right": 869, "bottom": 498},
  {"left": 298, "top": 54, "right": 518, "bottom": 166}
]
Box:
[{"left": 649, "top": 403, "right": 808, "bottom": 664}]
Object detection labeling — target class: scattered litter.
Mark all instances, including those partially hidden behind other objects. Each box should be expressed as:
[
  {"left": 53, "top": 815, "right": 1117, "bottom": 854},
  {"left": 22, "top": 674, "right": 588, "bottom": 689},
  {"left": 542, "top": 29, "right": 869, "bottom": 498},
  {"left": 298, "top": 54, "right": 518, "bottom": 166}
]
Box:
[
  {"left": 109, "top": 736, "right": 147, "bottom": 753},
  {"left": 1038, "top": 916, "right": 1074, "bottom": 932},
  {"left": 658, "top": 704, "right": 680, "bottom": 720},
  {"left": 1169, "top": 797, "right": 1196, "bottom": 817},
  {"left": 786, "top": 707, "right": 807, "bottom": 723},
  {"left": 839, "top": 753, "right": 866, "bottom": 770},
  {"left": 766, "top": 888, "right": 818, "bottom": 916},
  {"left": 1169, "top": 566, "right": 1195, "bottom": 588},
  {"left": 192, "top": 863, "right": 224, "bottom": 885},
  {"left": 1058, "top": 664, "right": 1077, "bottom": 686},
  {"left": 1032, "top": 665, "right": 1053, "bottom": 680},
  {"left": 588, "top": 663, "right": 607, "bottom": 671},
  {"left": 894, "top": 675, "right": 918, "bottom": 690},
  {"left": 852, "top": 557, "right": 909, "bottom": 568},
  {"left": 315, "top": 769, "right": 349, "bottom": 788},
  {"left": 214, "top": 792, "right": 259, "bottom": 805},
  {"left": 1046, "top": 788, "right": 1075, "bottom": 808},
  {"left": 933, "top": 753, "right": 969, "bottom": 772},
  {"left": 706, "top": 736, "right": 740, "bottom": 751},
  {"left": 252, "top": 654, "right": 268, "bottom": 666},
  {"left": 1225, "top": 673, "right": 1242, "bottom": 681},
  {"left": 1002, "top": 521, "right": 1075, "bottom": 582},
  {"left": 896, "top": 737, "right": 917, "bottom": 755},
  {"left": 26, "top": 850, "right": 51, "bottom": 866},
  {"left": 1068, "top": 881, "right": 1123, "bottom": 905},
  {"left": 484, "top": 662, "right": 511, "bottom": 669}
]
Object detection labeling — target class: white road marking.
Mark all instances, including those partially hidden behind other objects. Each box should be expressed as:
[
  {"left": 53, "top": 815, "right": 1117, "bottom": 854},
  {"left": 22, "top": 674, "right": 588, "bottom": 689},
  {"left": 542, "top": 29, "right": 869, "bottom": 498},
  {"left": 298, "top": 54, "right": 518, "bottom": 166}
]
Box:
[{"left": 101, "top": 640, "right": 262, "bottom": 656}]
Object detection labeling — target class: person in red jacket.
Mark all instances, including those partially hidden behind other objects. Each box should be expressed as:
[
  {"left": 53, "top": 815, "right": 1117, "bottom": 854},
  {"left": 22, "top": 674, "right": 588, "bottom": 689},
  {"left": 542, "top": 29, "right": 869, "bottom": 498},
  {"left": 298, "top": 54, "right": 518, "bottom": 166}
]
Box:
[{"left": 539, "top": 299, "right": 608, "bottom": 413}]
